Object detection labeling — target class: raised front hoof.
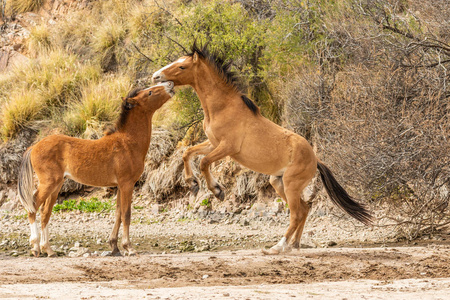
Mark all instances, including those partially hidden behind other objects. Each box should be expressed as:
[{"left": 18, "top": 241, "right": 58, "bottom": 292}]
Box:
[
  {"left": 190, "top": 180, "right": 200, "bottom": 196},
  {"left": 213, "top": 185, "right": 225, "bottom": 201},
  {"left": 186, "top": 177, "right": 200, "bottom": 196}
]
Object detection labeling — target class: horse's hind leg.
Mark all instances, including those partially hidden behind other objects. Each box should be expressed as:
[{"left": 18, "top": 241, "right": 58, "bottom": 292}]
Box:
[
  {"left": 109, "top": 190, "right": 122, "bottom": 256},
  {"left": 28, "top": 208, "right": 43, "bottom": 257},
  {"left": 39, "top": 180, "right": 63, "bottom": 257},
  {"left": 291, "top": 183, "right": 319, "bottom": 249},
  {"left": 263, "top": 173, "right": 311, "bottom": 255},
  {"left": 269, "top": 175, "right": 287, "bottom": 202},
  {"left": 182, "top": 140, "right": 214, "bottom": 195},
  {"left": 28, "top": 183, "right": 57, "bottom": 257}
]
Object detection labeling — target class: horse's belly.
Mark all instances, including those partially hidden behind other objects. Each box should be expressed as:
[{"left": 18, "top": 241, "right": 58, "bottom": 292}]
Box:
[
  {"left": 64, "top": 170, "right": 117, "bottom": 187},
  {"left": 230, "top": 153, "right": 287, "bottom": 176}
]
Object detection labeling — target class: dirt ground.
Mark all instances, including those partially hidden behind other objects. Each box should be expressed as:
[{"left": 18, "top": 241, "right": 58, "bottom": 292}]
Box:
[
  {"left": 0, "top": 246, "right": 449, "bottom": 299},
  {"left": 1, "top": 207, "right": 449, "bottom": 300}
]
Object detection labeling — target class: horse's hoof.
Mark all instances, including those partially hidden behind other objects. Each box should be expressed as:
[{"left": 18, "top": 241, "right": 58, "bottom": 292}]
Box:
[
  {"left": 189, "top": 178, "right": 200, "bottom": 196},
  {"left": 126, "top": 251, "right": 138, "bottom": 257},
  {"left": 261, "top": 248, "right": 280, "bottom": 255},
  {"left": 111, "top": 250, "right": 122, "bottom": 257},
  {"left": 214, "top": 185, "right": 225, "bottom": 201},
  {"left": 190, "top": 182, "right": 199, "bottom": 196},
  {"left": 31, "top": 250, "right": 40, "bottom": 257},
  {"left": 47, "top": 252, "right": 58, "bottom": 258}
]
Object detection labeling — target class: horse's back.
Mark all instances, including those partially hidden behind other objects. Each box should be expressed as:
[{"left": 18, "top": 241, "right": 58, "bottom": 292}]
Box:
[{"left": 31, "top": 134, "right": 121, "bottom": 187}]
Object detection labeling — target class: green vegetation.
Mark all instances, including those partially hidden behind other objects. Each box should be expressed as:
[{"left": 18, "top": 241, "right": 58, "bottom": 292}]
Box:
[
  {"left": 200, "top": 198, "right": 211, "bottom": 208},
  {"left": 52, "top": 197, "right": 114, "bottom": 213}
]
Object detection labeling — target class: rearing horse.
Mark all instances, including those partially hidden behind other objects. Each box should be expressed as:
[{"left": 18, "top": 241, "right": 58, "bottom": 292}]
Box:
[
  {"left": 17, "top": 82, "right": 175, "bottom": 257},
  {"left": 153, "top": 45, "right": 372, "bottom": 254}
]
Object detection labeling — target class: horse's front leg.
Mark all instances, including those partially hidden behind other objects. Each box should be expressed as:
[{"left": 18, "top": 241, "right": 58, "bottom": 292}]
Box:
[
  {"left": 182, "top": 140, "right": 215, "bottom": 195},
  {"left": 109, "top": 190, "right": 122, "bottom": 256},
  {"left": 118, "top": 184, "right": 136, "bottom": 256},
  {"left": 199, "top": 141, "right": 238, "bottom": 201}
]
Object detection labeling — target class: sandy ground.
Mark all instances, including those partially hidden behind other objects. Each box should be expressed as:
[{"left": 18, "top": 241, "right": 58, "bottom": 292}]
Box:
[
  {"left": 1, "top": 245, "right": 449, "bottom": 299},
  {"left": 1, "top": 203, "right": 449, "bottom": 299}
]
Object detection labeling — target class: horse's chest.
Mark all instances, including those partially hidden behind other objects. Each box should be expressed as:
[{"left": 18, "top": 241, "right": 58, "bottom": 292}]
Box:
[{"left": 204, "top": 126, "right": 219, "bottom": 146}]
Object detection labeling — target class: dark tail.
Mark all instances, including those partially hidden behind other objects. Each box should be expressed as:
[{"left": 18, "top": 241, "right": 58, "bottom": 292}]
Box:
[
  {"left": 317, "top": 161, "right": 373, "bottom": 225},
  {"left": 17, "top": 148, "right": 36, "bottom": 213}
]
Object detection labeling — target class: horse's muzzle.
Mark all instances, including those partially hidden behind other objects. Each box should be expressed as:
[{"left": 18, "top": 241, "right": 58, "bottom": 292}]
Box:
[{"left": 152, "top": 71, "right": 165, "bottom": 83}]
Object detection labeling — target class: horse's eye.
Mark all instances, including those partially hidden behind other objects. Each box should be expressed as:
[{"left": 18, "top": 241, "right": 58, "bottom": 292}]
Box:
[
  {"left": 148, "top": 91, "right": 152, "bottom": 96},
  {"left": 179, "top": 66, "right": 185, "bottom": 70}
]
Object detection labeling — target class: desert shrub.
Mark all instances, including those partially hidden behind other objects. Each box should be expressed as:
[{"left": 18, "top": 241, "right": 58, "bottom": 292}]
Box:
[
  {"left": 168, "top": 87, "right": 204, "bottom": 141},
  {"left": 279, "top": 0, "right": 449, "bottom": 238},
  {"left": 132, "top": 0, "right": 279, "bottom": 120}
]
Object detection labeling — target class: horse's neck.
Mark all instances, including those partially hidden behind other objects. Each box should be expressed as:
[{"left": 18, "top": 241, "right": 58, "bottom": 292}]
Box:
[
  {"left": 120, "top": 110, "right": 153, "bottom": 155},
  {"left": 192, "top": 64, "right": 239, "bottom": 121}
]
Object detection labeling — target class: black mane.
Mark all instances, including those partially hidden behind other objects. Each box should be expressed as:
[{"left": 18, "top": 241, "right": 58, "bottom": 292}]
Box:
[
  {"left": 187, "top": 43, "right": 259, "bottom": 115},
  {"left": 104, "top": 87, "right": 142, "bottom": 135}
]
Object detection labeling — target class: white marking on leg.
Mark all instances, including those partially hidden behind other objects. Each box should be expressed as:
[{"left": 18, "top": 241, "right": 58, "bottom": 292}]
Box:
[
  {"left": 29, "top": 222, "right": 39, "bottom": 244},
  {"left": 271, "top": 237, "right": 291, "bottom": 253},
  {"left": 40, "top": 226, "right": 49, "bottom": 248}
]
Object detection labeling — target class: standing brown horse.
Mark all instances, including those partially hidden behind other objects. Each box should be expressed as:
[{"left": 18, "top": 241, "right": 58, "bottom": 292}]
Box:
[
  {"left": 17, "top": 82, "right": 175, "bottom": 257},
  {"left": 153, "top": 45, "right": 372, "bottom": 254}
]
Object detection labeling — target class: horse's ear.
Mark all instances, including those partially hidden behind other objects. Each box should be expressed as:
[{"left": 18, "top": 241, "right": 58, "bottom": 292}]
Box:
[
  {"left": 123, "top": 98, "right": 137, "bottom": 110},
  {"left": 193, "top": 52, "right": 199, "bottom": 63}
]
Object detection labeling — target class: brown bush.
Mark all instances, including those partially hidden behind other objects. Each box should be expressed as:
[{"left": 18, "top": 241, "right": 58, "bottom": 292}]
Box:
[{"left": 279, "top": 0, "right": 449, "bottom": 238}]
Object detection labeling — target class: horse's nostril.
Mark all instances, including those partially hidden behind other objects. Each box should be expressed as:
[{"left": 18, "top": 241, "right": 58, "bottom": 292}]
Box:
[{"left": 154, "top": 76, "right": 160, "bottom": 80}]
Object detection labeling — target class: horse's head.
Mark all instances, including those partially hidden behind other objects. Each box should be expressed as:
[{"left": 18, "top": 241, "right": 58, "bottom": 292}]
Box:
[
  {"left": 152, "top": 53, "right": 199, "bottom": 86},
  {"left": 123, "top": 81, "right": 175, "bottom": 111}
]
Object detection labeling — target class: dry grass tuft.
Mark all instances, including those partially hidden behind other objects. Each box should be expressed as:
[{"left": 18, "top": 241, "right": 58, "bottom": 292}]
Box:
[
  {"left": 0, "top": 90, "right": 45, "bottom": 140},
  {"left": 141, "top": 147, "right": 187, "bottom": 202},
  {"left": 63, "top": 75, "right": 132, "bottom": 137},
  {"left": 26, "top": 24, "right": 53, "bottom": 57},
  {"left": 10, "top": 0, "right": 43, "bottom": 13}
]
